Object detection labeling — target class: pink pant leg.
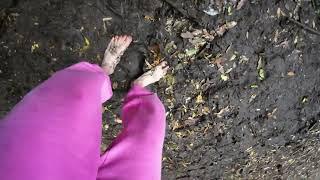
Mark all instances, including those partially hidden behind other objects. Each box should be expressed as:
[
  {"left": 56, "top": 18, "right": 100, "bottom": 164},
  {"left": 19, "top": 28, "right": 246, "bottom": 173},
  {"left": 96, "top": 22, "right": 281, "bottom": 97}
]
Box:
[
  {"left": 0, "top": 62, "right": 112, "bottom": 180},
  {"left": 97, "top": 85, "right": 166, "bottom": 180}
]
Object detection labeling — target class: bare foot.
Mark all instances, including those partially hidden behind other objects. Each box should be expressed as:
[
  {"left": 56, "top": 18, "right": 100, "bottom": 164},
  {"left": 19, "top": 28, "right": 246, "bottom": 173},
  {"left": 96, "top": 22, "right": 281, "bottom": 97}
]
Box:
[
  {"left": 102, "top": 35, "right": 132, "bottom": 75},
  {"left": 133, "top": 61, "right": 169, "bottom": 87}
]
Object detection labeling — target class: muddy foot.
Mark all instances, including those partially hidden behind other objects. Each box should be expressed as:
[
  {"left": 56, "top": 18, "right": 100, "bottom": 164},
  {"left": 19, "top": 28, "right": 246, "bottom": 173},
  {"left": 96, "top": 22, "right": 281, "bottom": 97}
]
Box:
[
  {"left": 133, "top": 61, "right": 169, "bottom": 87},
  {"left": 102, "top": 35, "right": 132, "bottom": 75}
]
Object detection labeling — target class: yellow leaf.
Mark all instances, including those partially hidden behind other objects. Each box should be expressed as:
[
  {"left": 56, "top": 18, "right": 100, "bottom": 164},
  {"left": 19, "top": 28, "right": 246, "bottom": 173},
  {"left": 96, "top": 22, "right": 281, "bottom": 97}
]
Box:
[
  {"left": 80, "top": 36, "right": 90, "bottom": 52},
  {"left": 196, "top": 93, "right": 204, "bottom": 104},
  {"left": 31, "top": 42, "right": 39, "bottom": 52}
]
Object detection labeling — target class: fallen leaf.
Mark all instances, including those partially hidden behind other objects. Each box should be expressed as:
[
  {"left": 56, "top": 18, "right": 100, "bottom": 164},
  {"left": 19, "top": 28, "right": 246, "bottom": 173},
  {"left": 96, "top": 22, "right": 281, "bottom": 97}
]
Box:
[
  {"left": 214, "top": 106, "right": 230, "bottom": 118},
  {"left": 258, "top": 68, "right": 266, "bottom": 81},
  {"left": 165, "top": 41, "right": 177, "bottom": 54},
  {"left": 164, "top": 74, "right": 175, "bottom": 86},
  {"left": 148, "top": 44, "right": 160, "bottom": 55},
  {"left": 287, "top": 71, "right": 295, "bottom": 76},
  {"left": 302, "top": 96, "right": 308, "bottom": 103},
  {"left": 249, "top": 94, "right": 257, "bottom": 103},
  {"left": 196, "top": 93, "right": 204, "bottom": 104},
  {"left": 80, "top": 36, "right": 90, "bottom": 52},
  {"left": 31, "top": 42, "right": 39, "bottom": 52},
  {"left": 216, "top": 21, "right": 237, "bottom": 36},
  {"left": 276, "top": 7, "right": 286, "bottom": 18},
  {"left": 202, "top": 106, "right": 211, "bottom": 115},
  {"left": 181, "top": 31, "right": 194, "bottom": 39},
  {"left": 185, "top": 48, "right": 198, "bottom": 57},
  {"left": 171, "top": 120, "right": 182, "bottom": 130},
  {"left": 267, "top": 108, "right": 277, "bottom": 119},
  {"left": 144, "top": 15, "right": 155, "bottom": 22},
  {"left": 203, "top": 6, "right": 219, "bottom": 16},
  {"left": 220, "top": 74, "right": 229, "bottom": 81},
  {"left": 184, "top": 117, "right": 199, "bottom": 126},
  {"left": 236, "top": 0, "right": 247, "bottom": 10},
  {"left": 250, "top": 84, "right": 258, "bottom": 88}
]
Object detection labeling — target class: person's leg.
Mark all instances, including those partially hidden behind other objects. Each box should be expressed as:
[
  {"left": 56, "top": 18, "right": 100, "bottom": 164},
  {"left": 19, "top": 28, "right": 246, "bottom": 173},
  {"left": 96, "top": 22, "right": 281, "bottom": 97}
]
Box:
[
  {"left": 0, "top": 62, "right": 110, "bottom": 180},
  {"left": 0, "top": 35, "right": 132, "bottom": 180},
  {"left": 97, "top": 62, "right": 169, "bottom": 180}
]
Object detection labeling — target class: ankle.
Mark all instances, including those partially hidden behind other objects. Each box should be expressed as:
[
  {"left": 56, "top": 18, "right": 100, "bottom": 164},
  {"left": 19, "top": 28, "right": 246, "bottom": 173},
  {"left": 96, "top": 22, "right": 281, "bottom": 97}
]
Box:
[
  {"left": 132, "top": 80, "right": 145, "bottom": 88},
  {"left": 102, "top": 66, "right": 113, "bottom": 75}
]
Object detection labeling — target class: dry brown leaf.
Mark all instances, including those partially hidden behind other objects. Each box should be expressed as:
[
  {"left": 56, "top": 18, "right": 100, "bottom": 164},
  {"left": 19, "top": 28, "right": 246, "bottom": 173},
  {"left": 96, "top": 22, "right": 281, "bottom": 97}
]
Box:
[
  {"left": 236, "top": 0, "right": 247, "bottom": 10},
  {"left": 171, "top": 120, "right": 182, "bottom": 130},
  {"left": 216, "top": 21, "right": 237, "bottom": 36}
]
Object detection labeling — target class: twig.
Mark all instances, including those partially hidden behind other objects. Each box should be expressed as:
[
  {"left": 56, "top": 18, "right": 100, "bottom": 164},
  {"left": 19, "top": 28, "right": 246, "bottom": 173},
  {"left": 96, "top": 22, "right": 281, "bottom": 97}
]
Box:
[
  {"left": 288, "top": 17, "right": 320, "bottom": 36},
  {"left": 162, "top": 0, "right": 201, "bottom": 26}
]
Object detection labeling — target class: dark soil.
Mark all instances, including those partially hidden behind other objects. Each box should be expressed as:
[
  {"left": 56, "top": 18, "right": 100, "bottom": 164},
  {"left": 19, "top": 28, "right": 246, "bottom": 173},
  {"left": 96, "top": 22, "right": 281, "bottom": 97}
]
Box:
[{"left": 1, "top": 0, "right": 320, "bottom": 179}]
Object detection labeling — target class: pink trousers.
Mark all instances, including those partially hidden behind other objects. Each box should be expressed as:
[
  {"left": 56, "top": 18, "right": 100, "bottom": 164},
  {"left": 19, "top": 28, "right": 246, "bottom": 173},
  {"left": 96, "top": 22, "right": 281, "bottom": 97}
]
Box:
[{"left": 0, "top": 62, "right": 166, "bottom": 180}]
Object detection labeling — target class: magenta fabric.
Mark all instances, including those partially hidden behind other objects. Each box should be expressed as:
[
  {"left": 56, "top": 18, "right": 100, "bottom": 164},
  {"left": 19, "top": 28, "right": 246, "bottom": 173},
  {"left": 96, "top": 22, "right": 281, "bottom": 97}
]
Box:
[{"left": 0, "top": 62, "right": 166, "bottom": 180}]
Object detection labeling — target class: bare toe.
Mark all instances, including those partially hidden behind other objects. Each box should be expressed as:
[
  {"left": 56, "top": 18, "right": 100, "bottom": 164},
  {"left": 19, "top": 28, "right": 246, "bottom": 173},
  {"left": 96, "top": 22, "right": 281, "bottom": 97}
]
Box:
[
  {"left": 102, "top": 35, "right": 133, "bottom": 75},
  {"left": 133, "top": 61, "right": 169, "bottom": 87}
]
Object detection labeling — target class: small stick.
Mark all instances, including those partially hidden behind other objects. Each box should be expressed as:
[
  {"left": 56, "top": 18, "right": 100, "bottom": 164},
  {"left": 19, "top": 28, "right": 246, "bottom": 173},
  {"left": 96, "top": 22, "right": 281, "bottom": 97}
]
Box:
[{"left": 288, "top": 17, "right": 320, "bottom": 36}]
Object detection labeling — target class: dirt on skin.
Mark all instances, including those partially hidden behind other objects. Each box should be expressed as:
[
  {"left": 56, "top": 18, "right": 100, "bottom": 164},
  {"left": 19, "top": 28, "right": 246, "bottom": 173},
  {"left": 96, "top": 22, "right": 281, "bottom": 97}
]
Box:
[{"left": 1, "top": 0, "right": 320, "bottom": 179}]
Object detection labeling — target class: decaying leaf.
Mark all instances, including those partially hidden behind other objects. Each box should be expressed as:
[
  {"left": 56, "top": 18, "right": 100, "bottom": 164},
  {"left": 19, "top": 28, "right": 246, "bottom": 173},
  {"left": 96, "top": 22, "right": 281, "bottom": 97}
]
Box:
[
  {"left": 149, "top": 43, "right": 160, "bottom": 55},
  {"left": 181, "top": 31, "right": 194, "bottom": 39},
  {"left": 185, "top": 48, "right": 198, "bottom": 57},
  {"left": 214, "top": 106, "right": 230, "bottom": 118},
  {"left": 171, "top": 120, "right": 182, "bottom": 130},
  {"left": 202, "top": 106, "right": 211, "bottom": 115},
  {"left": 164, "top": 74, "right": 176, "bottom": 86},
  {"left": 165, "top": 41, "right": 177, "bottom": 54},
  {"left": 189, "top": 37, "right": 207, "bottom": 47},
  {"left": 184, "top": 117, "right": 199, "bottom": 126},
  {"left": 147, "top": 43, "right": 163, "bottom": 68},
  {"left": 216, "top": 21, "right": 237, "bottom": 36}
]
